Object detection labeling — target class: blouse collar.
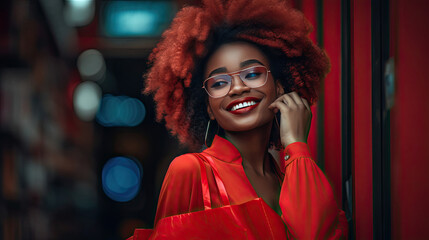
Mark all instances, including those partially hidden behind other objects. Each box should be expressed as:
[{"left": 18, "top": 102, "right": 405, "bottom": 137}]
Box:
[
  {"left": 202, "top": 135, "right": 285, "bottom": 177},
  {"left": 203, "top": 135, "right": 242, "bottom": 164}
]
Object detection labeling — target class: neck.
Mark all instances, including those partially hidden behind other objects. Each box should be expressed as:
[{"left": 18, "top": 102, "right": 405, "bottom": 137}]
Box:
[{"left": 224, "top": 122, "right": 273, "bottom": 176}]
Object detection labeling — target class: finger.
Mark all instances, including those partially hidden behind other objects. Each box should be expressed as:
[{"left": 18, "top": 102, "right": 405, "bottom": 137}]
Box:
[
  {"left": 268, "top": 98, "right": 280, "bottom": 109},
  {"left": 268, "top": 97, "right": 285, "bottom": 112},
  {"left": 269, "top": 99, "right": 290, "bottom": 114},
  {"left": 269, "top": 94, "right": 291, "bottom": 108},
  {"left": 267, "top": 104, "right": 279, "bottom": 113},
  {"left": 302, "top": 98, "right": 311, "bottom": 111},
  {"left": 289, "top": 92, "right": 305, "bottom": 108},
  {"left": 282, "top": 94, "right": 297, "bottom": 108}
]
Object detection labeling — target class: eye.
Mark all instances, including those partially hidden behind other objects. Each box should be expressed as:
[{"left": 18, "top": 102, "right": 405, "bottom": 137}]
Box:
[
  {"left": 207, "top": 75, "right": 230, "bottom": 89},
  {"left": 210, "top": 80, "right": 229, "bottom": 89},
  {"left": 244, "top": 71, "right": 262, "bottom": 80}
]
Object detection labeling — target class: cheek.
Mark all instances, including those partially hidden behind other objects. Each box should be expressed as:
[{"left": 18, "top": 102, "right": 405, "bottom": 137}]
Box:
[
  {"left": 266, "top": 81, "right": 279, "bottom": 100},
  {"left": 207, "top": 99, "right": 221, "bottom": 119}
]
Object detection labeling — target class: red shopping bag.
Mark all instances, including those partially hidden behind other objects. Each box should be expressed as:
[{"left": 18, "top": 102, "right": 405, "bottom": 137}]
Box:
[{"left": 128, "top": 153, "right": 287, "bottom": 240}]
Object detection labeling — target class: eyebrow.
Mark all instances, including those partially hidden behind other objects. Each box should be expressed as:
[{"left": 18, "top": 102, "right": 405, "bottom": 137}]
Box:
[
  {"left": 208, "top": 67, "right": 227, "bottom": 77},
  {"left": 207, "top": 59, "right": 266, "bottom": 77},
  {"left": 240, "top": 59, "right": 265, "bottom": 68}
]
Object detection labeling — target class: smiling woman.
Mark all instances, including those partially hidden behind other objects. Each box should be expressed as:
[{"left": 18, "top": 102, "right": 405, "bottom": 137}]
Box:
[
  {"left": 205, "top": 42, "right": 279, "bottom": 135},
  {"left": 128, "top": 0, "right": 348, "bottom": 239}
]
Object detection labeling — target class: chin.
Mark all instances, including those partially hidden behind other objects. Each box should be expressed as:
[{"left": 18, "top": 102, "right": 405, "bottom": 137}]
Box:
[{"left": 221, "top": 118, "right": 273, "bottom": 133}]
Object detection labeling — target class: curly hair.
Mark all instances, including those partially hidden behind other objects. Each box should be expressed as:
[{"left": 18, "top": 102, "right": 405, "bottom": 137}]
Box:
[{"left": 144, "top": 0, "right": 330, "bottom": 150}]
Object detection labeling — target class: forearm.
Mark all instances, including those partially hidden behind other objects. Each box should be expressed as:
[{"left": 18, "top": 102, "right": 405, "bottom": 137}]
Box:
[{"left": 279, "top": 142, "right": 348, "bottom": 239}]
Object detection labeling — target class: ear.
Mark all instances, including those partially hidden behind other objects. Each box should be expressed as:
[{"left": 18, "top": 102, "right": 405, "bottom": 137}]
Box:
[
  {"left": 207, "top": 103, "right": 215, "bottom": 120},
  {"left": 275, "top": 80, "right": 285, "bottom": 96}
]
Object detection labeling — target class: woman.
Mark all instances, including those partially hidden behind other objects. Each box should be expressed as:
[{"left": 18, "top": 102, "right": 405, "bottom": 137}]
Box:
[{"left": 141, "top": 0, "right": 348, "bottom": 238}]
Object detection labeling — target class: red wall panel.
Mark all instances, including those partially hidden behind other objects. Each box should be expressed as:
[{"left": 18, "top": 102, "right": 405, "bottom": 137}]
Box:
[
  {"left": 322, "top": 0, "right": 342, "bottom": 205},
  {"left": 301, "top": 0, "right": 319, "bottom": 162},
  {"left": 351, "top": 0, "right": 373, "bottom": 239},
  {"left": 390, "top": 0, "right": 429, "bottom": 238},
  {"left": 301, "top": 0, "right": 317, "bottom": 43}
]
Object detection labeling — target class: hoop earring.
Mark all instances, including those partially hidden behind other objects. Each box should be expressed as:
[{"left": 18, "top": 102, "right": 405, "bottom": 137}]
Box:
[
  {"left": 204, "top": 120, "right": 211, "bottom": 148},
  {"left": 204, "top": 120, "right": 218, "bottom": 148}
]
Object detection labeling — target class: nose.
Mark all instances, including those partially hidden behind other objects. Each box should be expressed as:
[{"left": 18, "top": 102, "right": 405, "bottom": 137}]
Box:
[{"left": 227, "top": 75, "right": 250, "bottom": 96}]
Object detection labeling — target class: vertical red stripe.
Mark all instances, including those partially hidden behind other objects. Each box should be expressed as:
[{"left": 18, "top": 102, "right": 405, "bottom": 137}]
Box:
[
  {"left": 391, "top": 0, "right": 429, "bottom": 238},
  {"left": 351, "top": 0, "right": 373, "bottom": 239},
  {"left": 301, "top": 0, "right": 317, "bottom": 43},
  {"left": 301, "top": 0, "right": 318, "bottom": 162},
  {"left": 322, "top": 0, "right": 342, "bottom": 205}
]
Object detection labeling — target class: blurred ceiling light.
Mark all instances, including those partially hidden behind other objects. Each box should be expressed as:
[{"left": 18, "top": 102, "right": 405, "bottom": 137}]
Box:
[
  {"left": 73, "top": 81, "right": 102, "bottom": 121},
  {"left": 101, "top": 1, "right": 177, "bottom": 37},
  {"left": 102, "top": 157, "right": 142, "bottom": 202},
  {"left": 77, "top": 49, "right": 106, "bottom": 82},
  {"left": 64, "top": 0, "right": 95, "bottom": 27},
  {"left": 96, "top": 95, "right": 146, "bottom": 127},
  {"left": 39, "top": 0, "right": 78, "bottom": 55},
  {"left": 116, "top": 11, "right": 157, "bottom": 35},
  {"left": 69, "top": 0, "right": 92, "bottom": 8}
]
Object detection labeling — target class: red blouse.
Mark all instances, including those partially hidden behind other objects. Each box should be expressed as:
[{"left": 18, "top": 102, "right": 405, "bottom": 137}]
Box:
[{"left": 154, "top": 135, "right": 348, "bottom": 239}]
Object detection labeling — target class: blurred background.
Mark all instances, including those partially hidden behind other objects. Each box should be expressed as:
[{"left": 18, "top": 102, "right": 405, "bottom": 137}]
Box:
[
  {"left": 0, "top": 0, "right": 428, "bottom": 240},
  {"left": 0, "top": 0, "right": 194, "bottom": 239}
]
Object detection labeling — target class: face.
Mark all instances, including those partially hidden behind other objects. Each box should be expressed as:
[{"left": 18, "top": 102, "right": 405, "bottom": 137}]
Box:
[{"left": 205, "top": 42, "right": 283, "bottom": 132}]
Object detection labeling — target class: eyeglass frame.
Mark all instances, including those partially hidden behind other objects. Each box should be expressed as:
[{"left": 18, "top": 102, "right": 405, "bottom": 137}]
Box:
[{"left": 201, "top": 65, "right": 271, "bottom": 98}]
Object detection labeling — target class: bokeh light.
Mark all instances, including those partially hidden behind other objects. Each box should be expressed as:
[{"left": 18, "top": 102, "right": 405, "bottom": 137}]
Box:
[
  {"left": 102, "top": 1, "right": 177, "bottom": 37},
  {"left": 77, "top": 49, "right": 106, "bottom": 82},
  {"left": 96, "top": 95, "right": 146, "bottom": 127},
  {"left": 73, "top": 81, "right": 102, "bottom": 121},
  {"left": 102, "top": 157, "right": 142, "bottom": 202},
  {"left": 64, "top": 0, "right": 95, "bottom": 27}
]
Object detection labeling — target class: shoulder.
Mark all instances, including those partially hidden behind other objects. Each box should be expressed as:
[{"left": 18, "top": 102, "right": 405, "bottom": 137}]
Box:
[
  {"left": 166, "top": 153, "right": 202, "bottom": 177},
  {"left": 155, "top": 153, "right": 206, "bottom": 224}
]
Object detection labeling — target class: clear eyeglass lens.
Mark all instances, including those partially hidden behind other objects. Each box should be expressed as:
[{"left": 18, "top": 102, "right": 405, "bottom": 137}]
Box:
[
  {"left": 240, "top": 66, "right": 267, "bottom": 87},
  {"left": 205, "top": 66, "right": 268, "bottom": 98}
]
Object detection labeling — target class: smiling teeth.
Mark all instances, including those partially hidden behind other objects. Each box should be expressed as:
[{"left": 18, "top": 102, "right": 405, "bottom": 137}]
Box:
[{"left": 231, "top": 101, "right": 257, "bottom": 111}]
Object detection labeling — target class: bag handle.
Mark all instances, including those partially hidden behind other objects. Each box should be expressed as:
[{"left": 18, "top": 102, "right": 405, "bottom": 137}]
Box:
[
  {"left": 196, "top": 153, "right": 212, "bottom": 210},
  {"left": 201, "top": 153, "right": 230, "bottom": 206},
  {"left": 195, "top": 153, "right": 230, "bottom": 207}
]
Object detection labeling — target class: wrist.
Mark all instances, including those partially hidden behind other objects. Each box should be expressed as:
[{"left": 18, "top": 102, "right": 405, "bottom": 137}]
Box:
[
  {"left": 281, "top": 136, "right": 306, "bottom": 148},
  {"left": 280, "top": 141, "right": 312, "bottom": 161}
]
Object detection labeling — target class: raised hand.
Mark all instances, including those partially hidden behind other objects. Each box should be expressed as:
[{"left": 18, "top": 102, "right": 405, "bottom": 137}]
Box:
[{"left": 268, "top": 91, "right": 312, "bottom": 148}]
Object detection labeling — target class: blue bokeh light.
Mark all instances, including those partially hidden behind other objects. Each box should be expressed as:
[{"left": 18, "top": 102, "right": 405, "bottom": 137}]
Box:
[
  {"left": 102, "top": 1, "right": 177, "bottom": 37},
  {"left": 96, "top": 95, "right": 146, "bottom": 127},
  {"left": 102, "top": 157, "right": 142, "bottom": 202}
]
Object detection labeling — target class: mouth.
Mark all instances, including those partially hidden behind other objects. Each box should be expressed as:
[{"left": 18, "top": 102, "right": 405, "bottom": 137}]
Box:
[{"left": 226, "top": 97, "right": 261, "bottom": 115}]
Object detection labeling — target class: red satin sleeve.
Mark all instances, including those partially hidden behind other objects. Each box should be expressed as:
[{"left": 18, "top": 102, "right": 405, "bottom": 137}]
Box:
[
  {"left": 153, "top": 154, "right": 221, "bottom": 225},
  {"left": 279, "top": 142, "right": 349, "bottom": 239},
  {"left": 154, "top": 154, "right": 204, "bottom": 225}
]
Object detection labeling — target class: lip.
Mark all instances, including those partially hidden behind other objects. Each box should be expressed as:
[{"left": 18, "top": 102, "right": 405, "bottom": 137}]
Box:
[
  {"left": 226, "top": 97, "right": 261, "bottom": 115},
  {"left": 226, "top": 97, "right": 261, "bottom": 110}
]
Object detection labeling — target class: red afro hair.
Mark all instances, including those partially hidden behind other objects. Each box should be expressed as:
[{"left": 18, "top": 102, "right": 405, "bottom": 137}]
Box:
[{"left": 144, "top": 0, "right": 330, "bottom": 149}]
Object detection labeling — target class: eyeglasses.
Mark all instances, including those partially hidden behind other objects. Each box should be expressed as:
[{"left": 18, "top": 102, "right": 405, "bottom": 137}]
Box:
[{"left": 202, "top": 66, "right": 271, "bottom": 98}]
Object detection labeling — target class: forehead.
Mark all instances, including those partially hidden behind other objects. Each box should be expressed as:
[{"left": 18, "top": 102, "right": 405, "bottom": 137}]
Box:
[{"left": 205, "top": 42, "right": 270, "bottom": 75}]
